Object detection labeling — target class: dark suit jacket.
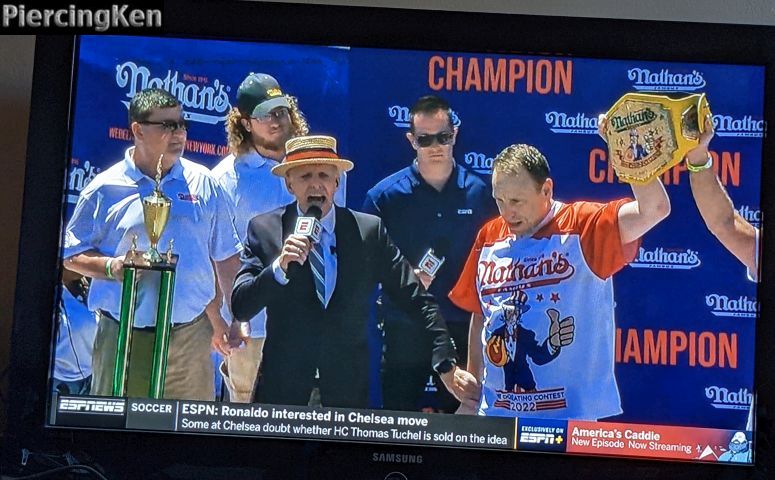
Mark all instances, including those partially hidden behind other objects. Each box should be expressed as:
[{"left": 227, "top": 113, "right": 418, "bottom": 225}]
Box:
[{"left": 232, "top": 203, "right": 456, "bottom": 408}]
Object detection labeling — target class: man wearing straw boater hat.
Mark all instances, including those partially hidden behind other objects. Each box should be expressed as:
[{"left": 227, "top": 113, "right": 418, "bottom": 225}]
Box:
[
  {"left": 212, "top": 72, "right": 345, "bottom": 403},
  {"left": 231, "top": 134, "right": 479, "bottom": 409}
]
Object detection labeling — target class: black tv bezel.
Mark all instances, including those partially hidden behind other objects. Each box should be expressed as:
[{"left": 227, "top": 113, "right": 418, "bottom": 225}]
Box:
[{"left": 6, "top": 1, "right": 775, "bottom": 478}]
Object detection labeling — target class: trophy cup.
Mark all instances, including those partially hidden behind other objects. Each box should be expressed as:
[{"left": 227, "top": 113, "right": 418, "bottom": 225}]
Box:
[
  {"left": 113, "top": 155, "right": 178, "bottom": 399},
  {"left": 603, "top": 92, "right": 712, "bottom": 184}
]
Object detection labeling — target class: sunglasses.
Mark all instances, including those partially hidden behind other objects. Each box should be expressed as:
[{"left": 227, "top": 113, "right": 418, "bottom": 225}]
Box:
[
  {"left": 138, "top": 119, "right": 188, "bottom": 132},
  {"left": 252, "top": 107, "right": 290, "bottom": 123},
  {"left": 414, "top": 131, "right": 454, "bottom": 148}
]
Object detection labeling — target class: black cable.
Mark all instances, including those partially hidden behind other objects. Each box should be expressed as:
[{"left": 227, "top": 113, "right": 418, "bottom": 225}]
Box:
[{"left": 5, "top": 464, "right": 109, "bottom": 480}]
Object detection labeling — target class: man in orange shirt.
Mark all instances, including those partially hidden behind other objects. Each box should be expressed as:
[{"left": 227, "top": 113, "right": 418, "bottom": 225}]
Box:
[{"left": 449, "top": 143, "right": 670, "bottom": 418}]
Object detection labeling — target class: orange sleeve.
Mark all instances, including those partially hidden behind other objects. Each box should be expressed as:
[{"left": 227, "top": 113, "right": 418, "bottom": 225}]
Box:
[
  {"left": 574, "top": 199, "right": 641, "bottom": 279},
  {"left": 449, "top": 225, "right": 487, "bottom": 315}
]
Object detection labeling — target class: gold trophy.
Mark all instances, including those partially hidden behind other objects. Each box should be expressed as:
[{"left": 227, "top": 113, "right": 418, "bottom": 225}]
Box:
[
  {"left": 603, "top": 92, "right": 712, "bottom": 184},
  {"left": 113, "top": 154, "right": 178, "bottom": 399}
]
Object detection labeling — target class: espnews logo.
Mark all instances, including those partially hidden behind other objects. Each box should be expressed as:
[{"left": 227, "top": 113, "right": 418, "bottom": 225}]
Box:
[
  {"left": 463, "top": 152, "right": 493, "bottom": 175},
  {"left": 387, "top": 105, "right": 461, "bottom": 129},
  {"left": 705, "top": 386, "right": 752, "bottom": 411},
  {"left": 705, "top": 294, "right": 759, "bottom": 318},
  {"left": 58, "top": 397, "right": 126, "bottom": 415},
  {"left": 115, "top": 61, "right": 231, "bottom": 125},
  {"left": 544, "top": 111, "right": 598, "bottom": 134},
  {"left": 627, "top": 67, "right": 706, "bottom": 91},
  {"left": 629, "top": 247, "right": 701, "bottom": 270}
]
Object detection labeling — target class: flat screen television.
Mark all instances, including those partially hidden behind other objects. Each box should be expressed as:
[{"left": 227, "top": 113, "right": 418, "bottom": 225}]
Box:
[{"left": 5, "top": 1, "right": 775, "bottom": 478}]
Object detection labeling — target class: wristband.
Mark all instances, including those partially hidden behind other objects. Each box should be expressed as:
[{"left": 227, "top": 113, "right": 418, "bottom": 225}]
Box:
[
  {"left": 105, "top": 257, "right": 114, "bottom": 280},
  {"left": 686, "top": 152, "right": 713, "bottom": 173}
]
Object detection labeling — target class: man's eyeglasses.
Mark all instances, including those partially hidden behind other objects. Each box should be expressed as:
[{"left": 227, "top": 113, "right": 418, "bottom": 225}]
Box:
[
  {"left": 252, "top": 108, "right": 290, "bottom": 123},
  {"left": 138, "top": 119, "right": 188, "bottom": 132},
  {"left": 413, "top": 131, "right": 454, "bottom": 148}
]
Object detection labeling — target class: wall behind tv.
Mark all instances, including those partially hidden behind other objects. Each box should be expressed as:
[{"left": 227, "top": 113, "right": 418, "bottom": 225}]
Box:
[{"left": 1, "top": 0, "right": 773, "bottom": 433}]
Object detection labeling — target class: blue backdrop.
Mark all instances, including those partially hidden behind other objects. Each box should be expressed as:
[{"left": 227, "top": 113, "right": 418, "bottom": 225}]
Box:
[{"left": 63, "top": 35, "right": 763, "bottom": 429}]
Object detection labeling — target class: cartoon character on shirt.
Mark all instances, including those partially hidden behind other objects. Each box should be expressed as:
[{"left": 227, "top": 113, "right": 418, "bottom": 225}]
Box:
[{"left": 485, "top": 290, "right": 575, "bottom": 392}]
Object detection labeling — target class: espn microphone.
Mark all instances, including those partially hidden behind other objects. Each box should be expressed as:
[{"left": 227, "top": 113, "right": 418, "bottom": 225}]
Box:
[{"left": 287, "top": 205, "right": 323, "bottom": 279}]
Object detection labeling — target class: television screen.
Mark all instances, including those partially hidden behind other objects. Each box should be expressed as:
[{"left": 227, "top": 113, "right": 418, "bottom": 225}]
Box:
[
  {"left": 47, "top": 32, "right": 762, "bottom": 464},
  {"left": 6, "top": 2, "right": 775, "bottom": 479}
]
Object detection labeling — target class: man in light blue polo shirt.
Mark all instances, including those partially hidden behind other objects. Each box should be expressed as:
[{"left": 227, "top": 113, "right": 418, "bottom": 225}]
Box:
[
  {"left": 212, "top": 73, "right": 346, "bottom": 403},
  {"left": 362, "top": 95, "right": 498, "bottom": 412},
  {"left": 63, "top": 88, "right": 242, "bottom": 401}
]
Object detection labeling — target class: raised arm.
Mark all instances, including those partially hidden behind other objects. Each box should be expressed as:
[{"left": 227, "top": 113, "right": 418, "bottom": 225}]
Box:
[
  {"left": 598, "top": 114, "right": 671, "bottom": 245},
  {"left": 687, "top": 118, "right": 758, "bottom": 275},
  {"left": 617, "top": 177, "right": 671, "bottom": 245}
]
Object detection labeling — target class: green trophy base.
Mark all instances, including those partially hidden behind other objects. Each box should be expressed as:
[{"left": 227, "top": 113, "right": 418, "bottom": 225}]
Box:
[{"left": 113, "top": 250, "right": 179, "bottom": 399}]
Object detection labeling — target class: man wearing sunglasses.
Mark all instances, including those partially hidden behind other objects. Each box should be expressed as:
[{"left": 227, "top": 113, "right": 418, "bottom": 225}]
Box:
[
  {"left": 362, "top": 95, "right": 498, "bottom": 413},
  {"left": 63, "top": 88, "right": 242, "bottom": 401},
  {"left": 211, "top": 73, "right": 345, "bottom": 403}
]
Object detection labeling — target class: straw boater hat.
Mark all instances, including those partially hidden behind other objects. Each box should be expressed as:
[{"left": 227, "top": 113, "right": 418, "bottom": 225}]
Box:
[{"left": 271, "top": 135, "right": 354, "bottom": 177}]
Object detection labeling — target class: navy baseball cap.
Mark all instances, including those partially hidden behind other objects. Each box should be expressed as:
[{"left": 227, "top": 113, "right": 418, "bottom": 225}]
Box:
[{"left": 236, "top": 73, "right": 291, "bottom": 118}]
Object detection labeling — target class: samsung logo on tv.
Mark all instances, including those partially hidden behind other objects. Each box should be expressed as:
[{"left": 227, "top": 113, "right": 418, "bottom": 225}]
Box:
[
  {"left": 463, "top": 152, "right": 493, "bottom": 175},
  {"left": 629, "top": 247, "right": 701, "bottom": 270},
  {"left": 387, "top": 105, "right": 461, "bottom": 129},
  {"left": 705, "top": 294, "right": 758, "bottom": 318},
  {"left": 544, "top": 111, "right": 598, "bottom": 134},
  {"left": 627, "top": 67, "right": 706, "bottom": 91},
  {"left": 705, "top": 386, "right": 752, "bottom": 411},
  {"left": 372, "top": 452, "right": 423, "bottom": 464},
  {"left": 714, "top": 114, "right": 765, "bottom": 138},
  {"left": 115, "top": 61, "right": 231, "bottom": 125},
  {"left": 58, "top": 397, "right": 126, "bottom": 415}
]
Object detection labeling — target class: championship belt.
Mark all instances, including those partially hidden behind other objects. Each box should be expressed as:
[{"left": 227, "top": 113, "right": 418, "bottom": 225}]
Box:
[{"left": 603, "top": 92, "right": 712, "bottom": 184}]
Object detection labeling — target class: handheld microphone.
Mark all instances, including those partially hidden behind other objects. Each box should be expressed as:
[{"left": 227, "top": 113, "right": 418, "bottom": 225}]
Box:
[{"left": 287, "top": 205, "right": 323, "bottom": 278}]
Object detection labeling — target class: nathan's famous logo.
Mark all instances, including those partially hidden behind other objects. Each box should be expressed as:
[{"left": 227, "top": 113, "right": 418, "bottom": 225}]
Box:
[
  {"left": 67, "top": 158, "right": 102, "bottom": 204},
  {"left": 478, "top": 251, "right": 575, "bottom": 295},
  {"left": 714, "top": 114, "right": 765, "bottom": 138},
  {"left": 705, "top": 385, "right": 752, "bottom": 411},
  {"left": 627, "top": 67, "right": 706, "bottom": 91},
  {"left": 544, "top": 111, "right": 598, "bottom": 134},
  {"left": 705, "top": 294, "right": 759, "bottom": 318},
  {"left": 736, "top": 205, "right": 761, "bottom": 226},
  {"left": 609, "top": 108, "right": 656, "bottom": 133},
  {"left": 463, "top": 152, "right": 493, "bottom": 175},
  {"left": 115, "top": 61, "right": 231, "bottom": 125},
  {"left": 387, "top": 105, "right": 461, "bottom": 129},
  {"left": 629, "top": 246, "right": 701, "bottom": 270}
]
